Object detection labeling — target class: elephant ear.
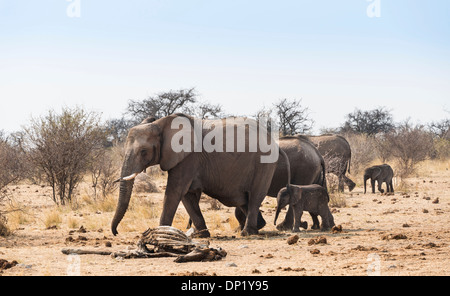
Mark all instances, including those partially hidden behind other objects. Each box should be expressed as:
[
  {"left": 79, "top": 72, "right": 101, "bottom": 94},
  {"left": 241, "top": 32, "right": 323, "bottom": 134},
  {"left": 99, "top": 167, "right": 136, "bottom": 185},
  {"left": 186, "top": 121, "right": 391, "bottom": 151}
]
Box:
[
  {"left": 158, "top": 115, "right": 195, "bottom": 171},
  {"left": 372, "top": 167, "right": 382, "bottom": 179}
]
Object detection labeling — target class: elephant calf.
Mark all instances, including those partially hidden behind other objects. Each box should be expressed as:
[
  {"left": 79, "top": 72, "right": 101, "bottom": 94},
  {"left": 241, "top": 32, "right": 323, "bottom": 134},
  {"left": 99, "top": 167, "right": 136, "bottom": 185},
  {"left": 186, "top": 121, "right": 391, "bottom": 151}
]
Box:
[
  {"left": 274, "top": 184, "right": 335, "bottom": 232},
  {"left": 363, "top": 164, "right": 394, "bottom": 194}
]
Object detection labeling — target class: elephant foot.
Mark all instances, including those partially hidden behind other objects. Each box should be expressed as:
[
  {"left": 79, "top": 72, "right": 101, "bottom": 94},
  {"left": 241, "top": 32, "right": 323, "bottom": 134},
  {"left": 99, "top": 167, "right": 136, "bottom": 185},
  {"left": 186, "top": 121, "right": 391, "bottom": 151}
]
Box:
[
  {"left": 276, "top": 221, "right": 293, "bottom": 231},
  {"left": 348, "top": 182, "right": 356, "bottom": 192},
  {"left": 311, "top": 224, "right": 320, "bottom": 230},
  {"left": 193, "top": 228, "right": 211, "bottom": 238},
  {"left": 241, "top": 227, "right": 258, "bottom": 236},
  {"left": 257, "top": 214, "right": 266, "bottom": 230},
  {"left": 300, "top": 221, "right": 308, "bottom": 230}
]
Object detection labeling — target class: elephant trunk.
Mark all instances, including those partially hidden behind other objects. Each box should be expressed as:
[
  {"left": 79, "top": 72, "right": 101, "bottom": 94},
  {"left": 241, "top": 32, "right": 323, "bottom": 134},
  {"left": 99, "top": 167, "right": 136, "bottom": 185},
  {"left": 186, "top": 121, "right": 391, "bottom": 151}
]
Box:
[
  {"left": 111, "top": 164, "right": 136, "bottom": 236},
  {"left": 274, "top": 206, "right": 282, "bottom": 226}
]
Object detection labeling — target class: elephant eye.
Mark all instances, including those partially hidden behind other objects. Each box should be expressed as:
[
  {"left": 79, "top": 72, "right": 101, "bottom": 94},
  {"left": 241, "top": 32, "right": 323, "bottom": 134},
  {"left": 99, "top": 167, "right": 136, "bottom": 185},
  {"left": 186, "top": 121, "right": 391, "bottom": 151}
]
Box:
[{"left": 140, "top": 149, "right": 148, "bottom": 157}]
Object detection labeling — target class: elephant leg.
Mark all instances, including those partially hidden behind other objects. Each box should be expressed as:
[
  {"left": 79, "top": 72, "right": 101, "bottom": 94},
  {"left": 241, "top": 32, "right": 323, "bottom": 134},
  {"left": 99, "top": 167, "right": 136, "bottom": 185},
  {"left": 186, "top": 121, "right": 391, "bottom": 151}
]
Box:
[
  {"left": 234, "top": 207, "right": 246, "bottom": 230},
  {"left": 159, "top": 172, "right": 192, "bottom": 227},
  {"left": 242, "top": 189, "right": 269, "bottom": 236},
  {"left": 235, "top": 207, "right": 266, "bottom": 231},
  {"left": 343, "top": 175, "right": 356, "bottom": 192},
  {"left": 389, "top": 181, "right": 394, "bottom": 193},
  {"left": 292, "top": 206, "right": 304, "bottom": 232},
  {"left": 371, "top": 179, "right": 376, "bottom": 193},
  {"left": 337, "top": 174, "right": 345, "bottom": 192},
  {"left": 319, "top": 206, "right": 335, "bottom": 230},
  {"left": 276, "top": 205, "right": 294, "bottom": 231},
  {"left": 311, "top": 213, "right": 320, "bottom": 230},
  {"left": 182, "top": 191, "right": 210, "bottom": 238},
  {"left": 377, "top": 180, "right": 384, "bottom": 193}
]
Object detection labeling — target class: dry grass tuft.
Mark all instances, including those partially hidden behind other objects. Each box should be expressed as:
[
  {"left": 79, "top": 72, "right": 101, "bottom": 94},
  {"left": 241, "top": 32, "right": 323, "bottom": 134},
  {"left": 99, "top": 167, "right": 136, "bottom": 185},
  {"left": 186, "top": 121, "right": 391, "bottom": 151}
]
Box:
[{"left": 43, "top": 209, "right": 62, "bottom": 229}]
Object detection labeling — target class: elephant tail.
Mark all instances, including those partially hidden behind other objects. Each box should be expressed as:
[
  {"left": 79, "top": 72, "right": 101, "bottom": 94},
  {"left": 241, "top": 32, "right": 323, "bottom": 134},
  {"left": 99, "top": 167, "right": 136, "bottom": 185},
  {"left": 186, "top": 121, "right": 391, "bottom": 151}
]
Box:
[
  {"left": 279, "top": 148, "right": 291, "bottom": 192},
  {"left": 321, "top": 157, "right": 327, "bottom": 187},
  {"left": 347, "top": 155, "right": 352, "bottom": 175},
  {"left": 325, "top": 187, "right": 330, "bottom": 202}
]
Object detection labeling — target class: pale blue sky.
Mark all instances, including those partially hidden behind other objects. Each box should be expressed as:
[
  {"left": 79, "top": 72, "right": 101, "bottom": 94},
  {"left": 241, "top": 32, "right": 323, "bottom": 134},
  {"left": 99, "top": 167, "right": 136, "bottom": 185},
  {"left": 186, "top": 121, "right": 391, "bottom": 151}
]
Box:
[{"left": 1, "top": 0, "right": 449, "bottom": 133}]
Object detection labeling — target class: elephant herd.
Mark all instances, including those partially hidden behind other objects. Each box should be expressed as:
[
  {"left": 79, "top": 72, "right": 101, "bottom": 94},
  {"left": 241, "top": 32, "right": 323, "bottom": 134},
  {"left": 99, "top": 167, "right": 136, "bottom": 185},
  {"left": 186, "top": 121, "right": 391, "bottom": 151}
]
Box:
[{"left": 111, "top": 114, "right": 394, "bottom": 236}]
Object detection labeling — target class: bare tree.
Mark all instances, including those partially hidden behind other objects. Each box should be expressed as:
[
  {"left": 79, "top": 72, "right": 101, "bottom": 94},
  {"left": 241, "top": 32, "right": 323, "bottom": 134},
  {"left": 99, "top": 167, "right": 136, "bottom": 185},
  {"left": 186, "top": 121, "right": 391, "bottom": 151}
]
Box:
[
  {"left": 193, "top": 101, "right": 223, "bottom": 119},
  {"left": 274, "top": 98, "right": 314, "bottom": 136},
  {"left": 105, "top": 117, "right": 135, "bottom": 144},
  {"left": 342, "top": 107, "right": 394, "bottom": 135},
  {"left": 0, "top": 131, "right": 26, "bottom": 236},
  {"left": 126, "top": 88, "right": 197, "bottom": 122},
  {"left": 0, "top": 131, "right": 24, "bottom": 191},
  {"left": 383, "top": 121, "right": 434, "bottom": 178},
  {"left": 88, "top": 148, "right": 120, "bottom": 199},
  {"left": 344, "top": 133, "right": 377, "bottom": 175},
  {"left": 23, "top": 107, "right": 107, "bottom": 205},
  {"left": 428, "top": 118, "right": 450, "bottom": 139}
]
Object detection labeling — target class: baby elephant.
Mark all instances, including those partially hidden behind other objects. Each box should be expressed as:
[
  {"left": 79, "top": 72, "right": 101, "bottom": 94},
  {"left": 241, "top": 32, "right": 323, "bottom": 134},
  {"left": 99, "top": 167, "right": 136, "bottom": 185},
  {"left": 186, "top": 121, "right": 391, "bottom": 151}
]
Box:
[
  {"left": 274, "top": 184, "right": 335, "bottom": 232},
  {"left": 364, "top": 164, "right": 394, "bottom": 194}
]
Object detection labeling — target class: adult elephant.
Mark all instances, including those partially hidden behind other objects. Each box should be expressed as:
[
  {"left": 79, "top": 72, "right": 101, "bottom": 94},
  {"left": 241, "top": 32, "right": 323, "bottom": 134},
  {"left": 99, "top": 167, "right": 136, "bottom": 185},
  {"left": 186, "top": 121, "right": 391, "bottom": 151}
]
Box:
[
  {"left": 111, "top": 113, "right": 288, "bottom": 237},
  {"left": 364, "top": 164, "right": 394, "bottom": 194},
  {"left": 307, "top": 134, "right": 356, "bottom": 192},
  {"left": 235, "top": 135, "right": 327, "bottom": 232}
]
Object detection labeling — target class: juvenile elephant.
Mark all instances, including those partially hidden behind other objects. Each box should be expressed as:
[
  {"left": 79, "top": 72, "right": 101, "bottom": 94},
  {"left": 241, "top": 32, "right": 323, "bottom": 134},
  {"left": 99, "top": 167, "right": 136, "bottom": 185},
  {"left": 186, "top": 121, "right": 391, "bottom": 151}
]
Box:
[
  {"left": 274, "top": 184, "right": 335, "bottom": 232},
  {"left": 307, "top": 135, "right": 356, "bottom": 192},
  {"left": 111, "top": 113, "right": 289, "bottom": 237},
  {"left": 190, "top": 134, "right": 326, "bottom": 234},
  {"left": 363, "top": 164, "right": 394, "bottom": 194}
]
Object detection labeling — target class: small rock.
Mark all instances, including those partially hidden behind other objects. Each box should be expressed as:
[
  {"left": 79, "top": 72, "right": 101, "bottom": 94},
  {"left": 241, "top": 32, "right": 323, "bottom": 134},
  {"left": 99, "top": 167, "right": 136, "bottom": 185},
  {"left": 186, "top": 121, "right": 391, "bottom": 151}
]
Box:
[
  {"left": 432, "top": 198, "right": 439, "bottom": 204},
  {"left": 105, "top": 241, "right": 112, "bottom": 248},
  {"left": 310, "top": 249, "right": 320, "bottom": 255},
  {"left": 423, "top": 209, "right": 429, "bottom": 213},
  {"left": 226, "top": 262, "right": 237, "bottom": 267},
  {"left": 287, "top": 235, "right": 299, "bottom": 245},
  {"left": 382, "top": 233, "right": 407, "bottom": 240},
  {"left": 308, "top": 236, "right": 327, "bottom": 245}
]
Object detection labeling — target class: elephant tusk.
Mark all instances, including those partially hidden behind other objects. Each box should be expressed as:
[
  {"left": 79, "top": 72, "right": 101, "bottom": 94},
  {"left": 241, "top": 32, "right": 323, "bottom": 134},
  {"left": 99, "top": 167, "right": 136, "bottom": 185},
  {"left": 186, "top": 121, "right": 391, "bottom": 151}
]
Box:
[
  {"left": 113, "top": 172, "right": 140, "bottom": 183},
  {"left": 122, "top": 172, "right": 139, "bottom": 181}
]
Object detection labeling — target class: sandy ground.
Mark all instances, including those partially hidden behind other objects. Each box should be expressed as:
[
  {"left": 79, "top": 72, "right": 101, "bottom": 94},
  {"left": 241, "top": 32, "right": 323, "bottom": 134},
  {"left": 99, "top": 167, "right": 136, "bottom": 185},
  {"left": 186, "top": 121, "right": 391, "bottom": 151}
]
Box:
[{"left": 1, "top": 160, "right": 449, "bottom": 276}]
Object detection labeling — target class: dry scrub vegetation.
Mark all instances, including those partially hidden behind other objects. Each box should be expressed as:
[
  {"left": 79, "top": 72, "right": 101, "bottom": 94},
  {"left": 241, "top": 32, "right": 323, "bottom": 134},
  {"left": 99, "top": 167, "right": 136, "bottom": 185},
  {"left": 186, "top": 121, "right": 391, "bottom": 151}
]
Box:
[
  {"left": 1, "top": 158, "right": 449, "bottom": 276},
  {"left": 1, "top": 105, "right": 449, "bottom": 276}
]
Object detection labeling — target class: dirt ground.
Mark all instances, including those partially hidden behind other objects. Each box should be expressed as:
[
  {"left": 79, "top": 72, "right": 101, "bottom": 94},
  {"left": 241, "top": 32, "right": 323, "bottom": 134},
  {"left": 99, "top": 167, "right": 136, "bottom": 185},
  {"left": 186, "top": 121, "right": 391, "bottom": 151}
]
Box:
[{"left": 1, "top": 160, "right": 449, "bottom": 276}]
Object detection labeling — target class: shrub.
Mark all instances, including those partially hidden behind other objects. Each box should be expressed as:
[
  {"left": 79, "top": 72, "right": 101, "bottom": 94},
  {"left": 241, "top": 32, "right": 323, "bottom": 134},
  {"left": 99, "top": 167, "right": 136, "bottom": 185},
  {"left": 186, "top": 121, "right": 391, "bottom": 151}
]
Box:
[
  {"left": 0, "top": 132, "right": 25, "bottom": 235},
  {"left": 383, "top": 122, "right": 434, "bottom": 178},
  {"left": 23, "top": 107, "right": 107, "bottom": 205},
  {"left": 343, "top": 133, "right": 377, "bottom": 176}
]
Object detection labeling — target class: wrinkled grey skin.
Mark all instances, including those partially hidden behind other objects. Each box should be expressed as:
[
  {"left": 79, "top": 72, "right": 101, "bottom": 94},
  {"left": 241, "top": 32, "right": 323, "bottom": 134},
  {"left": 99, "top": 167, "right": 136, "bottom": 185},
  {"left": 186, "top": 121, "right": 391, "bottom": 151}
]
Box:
[
  {"left": 275, "top": 184, "right": 335, "bottom": 232},
  {"left": 364, "top": 164, "right": 394, "bottom": 194},
  {"left": 111, "top": 113, "right": 283, "bottom": 237},
  {"left": 307, "top": 135, "right": 356, "bottom": 192},
  {"left": 190, "top": 135, "right": 326, "bottom": 234},
  {"left": 263, "top": 135, "right": 326, "bottom": 232}
]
